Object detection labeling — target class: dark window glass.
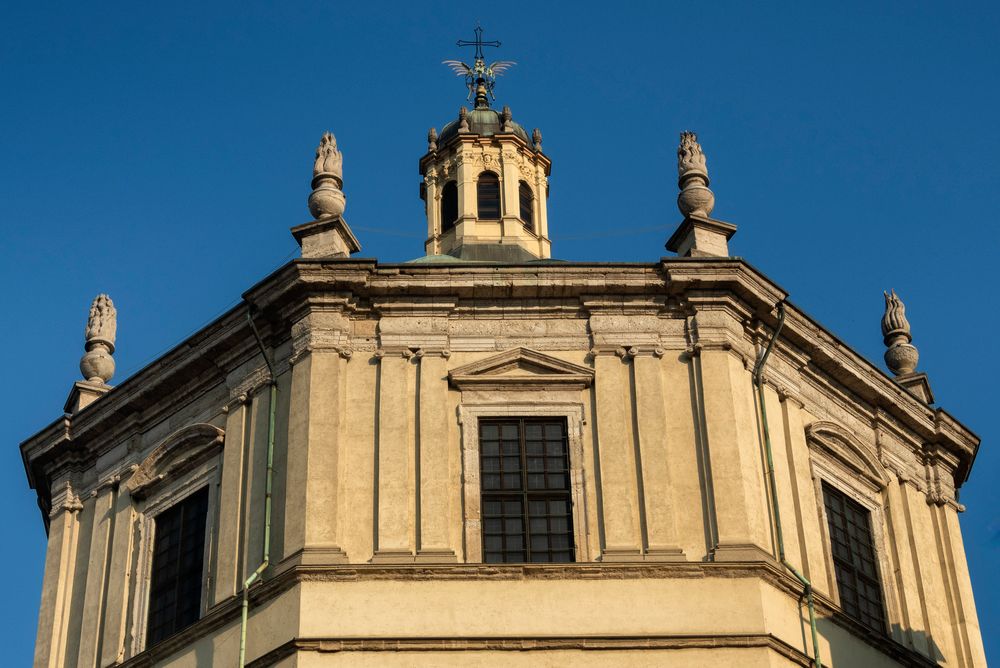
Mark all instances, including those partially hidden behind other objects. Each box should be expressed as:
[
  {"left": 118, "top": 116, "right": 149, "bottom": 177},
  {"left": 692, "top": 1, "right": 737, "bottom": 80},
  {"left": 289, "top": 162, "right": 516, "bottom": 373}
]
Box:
[
  {"left": 823, "top": 483, "right": 886, "bottom": 632},
  {"left": 518, "top": 181, "right": 534, "bottom": 231},
  {"left": 146, "top": 486, "right": 209, "bottom": 646},
  {"left": 480, "top": 418, "right": 574, "bottom": 563},
  {"left": 477, "top": 172, "right": 501, "bottom": 219},
  {"left": 441, "top": 181, "right": 458, "bottom": 233}
]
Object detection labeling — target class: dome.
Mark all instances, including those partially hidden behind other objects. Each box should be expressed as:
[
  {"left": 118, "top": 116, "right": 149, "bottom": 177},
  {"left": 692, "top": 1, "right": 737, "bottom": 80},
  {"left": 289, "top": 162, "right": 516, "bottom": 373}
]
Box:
[{"left": 437, "top": 107, "right": 532, "bottom": 146}]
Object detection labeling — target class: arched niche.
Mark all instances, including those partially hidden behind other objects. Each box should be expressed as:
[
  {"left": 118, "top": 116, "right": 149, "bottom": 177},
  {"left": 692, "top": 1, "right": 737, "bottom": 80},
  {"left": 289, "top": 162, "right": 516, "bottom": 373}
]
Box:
[
  {"left": 126, "top": 423, "right": 225, "bottom": 500},
  {"left": 806, "top": 421, "right": 889, "bottom": 491}
]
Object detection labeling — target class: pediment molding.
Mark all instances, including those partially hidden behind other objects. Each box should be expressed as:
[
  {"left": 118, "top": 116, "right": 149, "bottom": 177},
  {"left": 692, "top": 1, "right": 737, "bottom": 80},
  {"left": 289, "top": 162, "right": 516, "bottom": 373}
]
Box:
[
  {"left": 448, "top": 347, "right": 593, "bottom": 390},
  {"left": 806, "top": 421, "right": 889, "bottom": 489},
  {"left": 126, "top": 423, "right": 225, "bottom": 499}
]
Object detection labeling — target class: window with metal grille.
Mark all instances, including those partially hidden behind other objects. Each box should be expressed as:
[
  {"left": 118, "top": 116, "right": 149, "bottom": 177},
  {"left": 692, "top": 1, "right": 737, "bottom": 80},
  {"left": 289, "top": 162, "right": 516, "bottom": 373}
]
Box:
[
  {"left": 477, "top": 171, "right": 501, "bottom": 219},
  {"left": 822, "top": 482, "right": 886, "bottom": 632},
  {"left": 480, "top": 418, "right": 574, "bottom": 563},
  {"left": 146, "top": 486, "right": 209, "bottom": 646},
  {"left": 441, "top": 180, "right": 458, "bottom": 232},
  {"left": 518, "top": 180, "right": 534, "bottom": 231}
]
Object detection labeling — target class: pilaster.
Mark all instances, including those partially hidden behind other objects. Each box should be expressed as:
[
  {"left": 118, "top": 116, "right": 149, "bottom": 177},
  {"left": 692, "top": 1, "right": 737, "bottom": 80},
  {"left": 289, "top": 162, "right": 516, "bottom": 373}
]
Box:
[
  {"left": 779, "top": 398, "right": 827, "bottom": 590},
  {"left": 76, "top": 482, "right": 116, "bottom": 667},
  {"left": 631, "top": 352, "right": 684, "bottom": 559},
  {"left": 416, "top": 352, "right": 457, "bottom": 562},
  {"left": 34, "top": 483, "right": 83, "bottom": 668},
  {"left": 884, "top": 473, "right": 930, "bottom": 654},
  {"left": 901, "top": 479, "right": 956, "bottom": 663},
  {"left": 593, "top": 353, "right": 642, "bottom": 559},
  {"left": 283, "top": 345, "right": 349, "bottom": 565},
  {"left": 697, "top": 349, "right": 771, "bottom": 561},
  {"left": 99, "top": 483, "right": 135, "bottom": 666},
  {"left": 215, "top": 396, "right": 250, "bottom": 602},
  {"left": 372, "top": 352, "right": 417, "bottom": 562},
  {"left": 940, "top": 504, "right": 988, "bottom": 666}
]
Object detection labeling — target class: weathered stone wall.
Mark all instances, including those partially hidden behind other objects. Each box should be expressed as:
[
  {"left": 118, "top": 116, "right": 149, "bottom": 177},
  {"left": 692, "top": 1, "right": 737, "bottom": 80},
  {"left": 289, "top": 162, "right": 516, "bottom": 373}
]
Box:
[{"left": 23, "top": 260, "right": 986, "bottom": 667}]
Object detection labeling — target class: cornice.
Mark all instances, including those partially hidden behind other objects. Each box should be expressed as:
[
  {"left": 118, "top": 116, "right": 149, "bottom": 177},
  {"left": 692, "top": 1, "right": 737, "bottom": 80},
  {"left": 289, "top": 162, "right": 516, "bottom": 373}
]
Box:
[{"left": 20, "top": 256, "right": 981, "bottom": 510}]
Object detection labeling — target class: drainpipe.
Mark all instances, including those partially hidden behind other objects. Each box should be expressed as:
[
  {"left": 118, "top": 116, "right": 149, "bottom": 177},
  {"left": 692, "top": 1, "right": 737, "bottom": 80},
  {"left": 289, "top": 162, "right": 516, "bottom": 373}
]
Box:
[
  {"left": 752, "top": 301, "right": 823, "bottom": 668},
  {"left": 239, "top": 305, "right": 277, "bottom": 667}
]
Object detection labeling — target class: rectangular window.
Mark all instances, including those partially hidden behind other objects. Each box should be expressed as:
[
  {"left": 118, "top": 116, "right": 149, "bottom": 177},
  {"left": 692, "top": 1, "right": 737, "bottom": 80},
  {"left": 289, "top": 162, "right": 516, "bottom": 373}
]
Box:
[
  {"left": 480, "top": 418, "right": 574, "bottom": 563},
  {"left": 146, "top": 486, "right": 209, "bottom": 646},
  {"left": 823, "top": 482, "right": 886, "bottom": 632}
]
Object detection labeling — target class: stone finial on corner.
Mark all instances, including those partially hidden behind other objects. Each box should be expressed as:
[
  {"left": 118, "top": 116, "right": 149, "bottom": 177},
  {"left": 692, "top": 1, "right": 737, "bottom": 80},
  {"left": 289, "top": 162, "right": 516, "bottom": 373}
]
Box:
[
  {"left": 80, "top": 294, "right": 116, "bottom": 385},
  {"left": 294, "top": 132, "right": 361, "bottom": 259},
  {"left": 882, "top": 289, "right": 918, "bottom": 375},
  {"left": 458, "top": 106, "right": 470, "bottom": 133},
  {"left": 676, "top": 131, "right": 714, "bottom": 218},
  {"left": 881, "top": 290, "right": 934, "bottom": 403},
  {"left": 501, "top": 105, "right": 513, "bottom": 132},
  {"left": 308, "top": 131, "right": 346, "bottom": 220},
  {"left": 665, "top": 131, "right": 735, "bottom": 258},
  {"left": 428, "top": 127, "right": 438, "bottom": 153},
  {"left": 532, "top": 128, "right": 542, "bottom": 151}
]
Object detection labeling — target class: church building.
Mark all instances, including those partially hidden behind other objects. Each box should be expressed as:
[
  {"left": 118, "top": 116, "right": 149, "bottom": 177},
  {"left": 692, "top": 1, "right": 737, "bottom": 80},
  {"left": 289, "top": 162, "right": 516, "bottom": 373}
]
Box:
[{"left": 22, "top": 30, "right": 986, "bottom": 667}]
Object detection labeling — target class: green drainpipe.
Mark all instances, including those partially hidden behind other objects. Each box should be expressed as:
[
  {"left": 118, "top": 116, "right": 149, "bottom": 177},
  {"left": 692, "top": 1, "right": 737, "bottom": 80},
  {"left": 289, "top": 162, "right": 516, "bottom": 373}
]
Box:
[
  {"left": 752, "top": 301, "right": 823, "bottom": 668},
  {"left": 239, "top": 306, "right": 277, "bottom": 667}
]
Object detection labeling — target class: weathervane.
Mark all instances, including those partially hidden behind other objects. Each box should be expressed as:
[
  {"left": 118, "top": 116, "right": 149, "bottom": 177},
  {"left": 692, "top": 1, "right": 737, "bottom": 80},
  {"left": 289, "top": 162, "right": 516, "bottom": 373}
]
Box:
[{"left": 443, "top": 26, "right": 516, "bottom": 106}]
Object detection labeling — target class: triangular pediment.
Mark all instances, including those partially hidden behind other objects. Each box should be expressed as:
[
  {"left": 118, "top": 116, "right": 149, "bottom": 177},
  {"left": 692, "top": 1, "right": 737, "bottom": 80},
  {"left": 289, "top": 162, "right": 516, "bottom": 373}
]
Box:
[{"left": 448, "top": 347, "right": 593, "bottom": 389}]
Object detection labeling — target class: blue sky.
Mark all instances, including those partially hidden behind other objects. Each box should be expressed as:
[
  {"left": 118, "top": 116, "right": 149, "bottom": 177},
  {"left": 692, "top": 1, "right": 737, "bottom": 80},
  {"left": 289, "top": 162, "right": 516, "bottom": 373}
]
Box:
[{"left": 2, "top": 1, "right": 997, "bottom": 664}]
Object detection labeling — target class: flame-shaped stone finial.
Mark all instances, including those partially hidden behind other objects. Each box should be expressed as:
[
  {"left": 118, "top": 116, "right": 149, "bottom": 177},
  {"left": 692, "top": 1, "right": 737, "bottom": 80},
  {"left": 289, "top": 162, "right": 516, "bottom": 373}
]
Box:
[
  {"left": 80, "top": 294, "right": 116, "bottom": 384},
  {"left": 882, "top": 290, "right": 918, "bottom": 376},
  {"left": 308, "top": 131, "right": 346, "bottom": 219},
  {"left": 677, "top": 131, "right": 715, "bottom": 218}
]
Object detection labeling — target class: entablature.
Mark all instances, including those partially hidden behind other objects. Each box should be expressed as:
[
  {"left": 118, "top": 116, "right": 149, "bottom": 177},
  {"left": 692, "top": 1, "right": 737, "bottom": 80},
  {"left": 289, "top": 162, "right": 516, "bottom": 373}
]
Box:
[{"left": 22, "top": 255, "right": 981, "bottom": 530}]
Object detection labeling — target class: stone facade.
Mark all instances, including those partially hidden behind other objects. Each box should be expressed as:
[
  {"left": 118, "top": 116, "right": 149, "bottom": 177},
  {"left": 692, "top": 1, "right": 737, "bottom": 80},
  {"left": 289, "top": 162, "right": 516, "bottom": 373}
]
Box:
[
  {"left": 21, "top": 78, "right": 986, "bottom": 667},
  {"left": 22, "top": 257, "right": 986, "bottom": 667}
]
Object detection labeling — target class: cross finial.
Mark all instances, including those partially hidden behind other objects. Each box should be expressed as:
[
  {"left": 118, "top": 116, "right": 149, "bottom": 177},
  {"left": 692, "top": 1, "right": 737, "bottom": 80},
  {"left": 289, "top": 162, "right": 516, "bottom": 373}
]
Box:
[
  {"left": 443, "top": 27, "right": 516, "bottom": 106},
  {"left": 456, "top": 25, "right": 501, "bottom": 61}
]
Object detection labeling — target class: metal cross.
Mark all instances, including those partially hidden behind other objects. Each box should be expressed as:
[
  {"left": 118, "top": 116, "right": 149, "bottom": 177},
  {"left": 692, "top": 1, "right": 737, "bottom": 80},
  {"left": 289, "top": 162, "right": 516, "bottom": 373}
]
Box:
[{"left": 456, "top": 26, "right": 500, "bottom": 61}]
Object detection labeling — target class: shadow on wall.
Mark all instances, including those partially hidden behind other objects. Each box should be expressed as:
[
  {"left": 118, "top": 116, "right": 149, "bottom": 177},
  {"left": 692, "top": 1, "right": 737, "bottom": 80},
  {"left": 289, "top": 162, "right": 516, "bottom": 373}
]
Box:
[{"left": 802, "top": 607, "right": 944, "bottom": 667}]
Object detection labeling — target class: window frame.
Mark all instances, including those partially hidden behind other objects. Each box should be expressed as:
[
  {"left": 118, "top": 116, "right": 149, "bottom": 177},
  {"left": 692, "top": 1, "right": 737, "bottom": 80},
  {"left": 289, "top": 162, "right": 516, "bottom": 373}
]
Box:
[
  {"left": 130, "top": 457, "right": 219, "bottom": 652},
  {"left": 518, "top": 180, "right": 534, "bottom": 232},
  {"left": 459, "top": 402, "right": 590, "bottom": 563},
  {"left": 440, "top": 180, "right": 458, "bottom": 233},
  {"left": 476, "top": 170, "right": 502, "bottom": 220},
  {"left": 807, "top": 433, "right": 893, "bottom": 635},
  {"left": 479, "top": 417, "right": 575, "bottom": 563},
  {"left": 821, "top": 481, "right": 887, "bottom": 632}
]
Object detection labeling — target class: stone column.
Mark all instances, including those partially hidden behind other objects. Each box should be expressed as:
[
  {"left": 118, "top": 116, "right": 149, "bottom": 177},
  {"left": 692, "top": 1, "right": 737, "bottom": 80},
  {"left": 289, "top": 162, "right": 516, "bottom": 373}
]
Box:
[
  {"left": 283, "top": 350, "right": 348, "bottom": 565},
  {"left": 696, "top": 349, "right": 771, "bottom": 561},
  {"left": 631, "top": 352, "right": 684, "bottom": 559},
  {"left": 34, "top": 484, "right": 83, "bottom": 668},
  {"left": 372, "top": 353, "right": 416, "bottom": 561},
  {"left": 416, "top": 353, "right": 456, "bottom": 561},
  {"left": 593, "top": 353, "right": 642, "bottom": 558}
]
